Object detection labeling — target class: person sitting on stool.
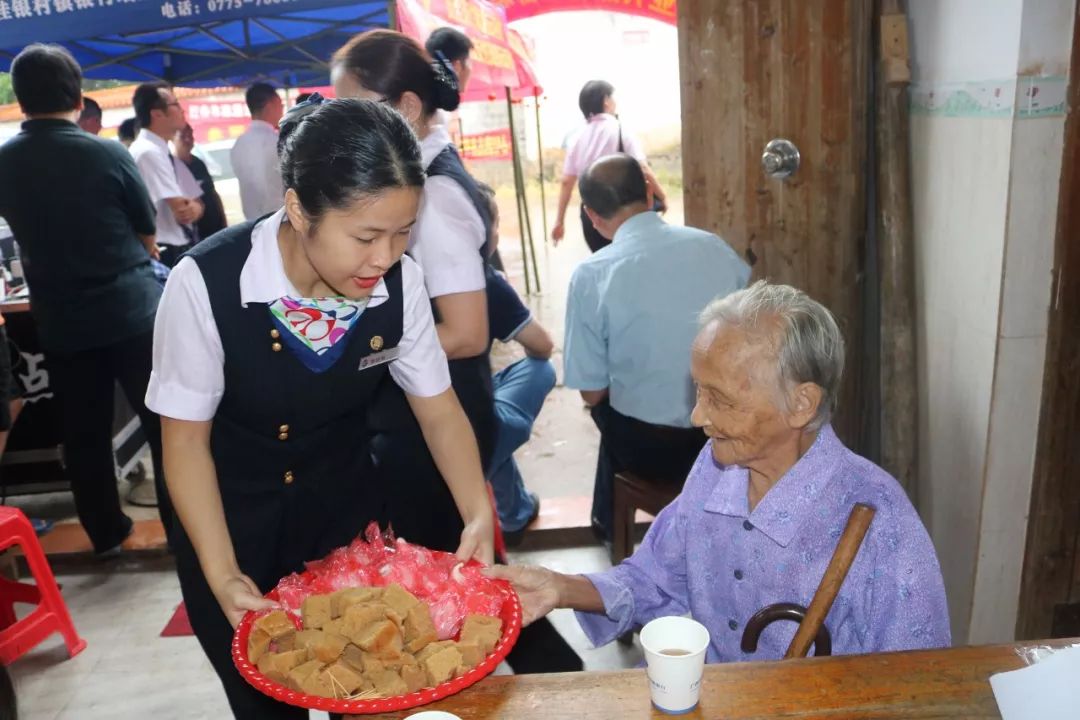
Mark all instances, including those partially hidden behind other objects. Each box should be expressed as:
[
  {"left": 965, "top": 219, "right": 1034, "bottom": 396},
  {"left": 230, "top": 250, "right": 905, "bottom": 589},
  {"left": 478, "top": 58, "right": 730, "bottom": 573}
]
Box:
[{"left": 563, "top": 153, "right": 750, "bottom": 544}]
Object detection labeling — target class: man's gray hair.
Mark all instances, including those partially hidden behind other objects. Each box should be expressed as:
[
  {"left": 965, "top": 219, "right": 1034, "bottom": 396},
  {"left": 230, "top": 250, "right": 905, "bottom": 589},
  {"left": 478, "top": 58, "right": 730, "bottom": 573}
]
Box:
[{"left": 699, "top": 281, "right": 845, "bottom": 430}]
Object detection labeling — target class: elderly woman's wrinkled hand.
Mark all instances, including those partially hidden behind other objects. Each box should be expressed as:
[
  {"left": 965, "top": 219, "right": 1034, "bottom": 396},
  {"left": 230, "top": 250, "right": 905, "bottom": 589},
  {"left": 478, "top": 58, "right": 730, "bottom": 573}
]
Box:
[{"left": 483, "top": 564, "right": 561, "bottom": 627}]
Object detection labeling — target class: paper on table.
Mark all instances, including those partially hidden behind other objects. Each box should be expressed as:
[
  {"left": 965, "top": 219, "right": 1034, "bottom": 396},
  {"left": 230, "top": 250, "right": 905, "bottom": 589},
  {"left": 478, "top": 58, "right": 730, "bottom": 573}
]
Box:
[{"left": 989, "top": 644, "right": 1080, "bottom": 720}]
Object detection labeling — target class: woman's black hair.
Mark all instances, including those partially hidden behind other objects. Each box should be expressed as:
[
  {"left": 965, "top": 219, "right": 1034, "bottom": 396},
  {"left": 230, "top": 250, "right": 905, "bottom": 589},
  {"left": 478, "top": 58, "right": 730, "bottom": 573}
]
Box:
[
  {"left": 578, "top": 80, "right": 614, "bottom": 119},
  {"left": 332, "top": 29, "right": 459, "bottom": 116},
  {"left": 277, "top": 97, "right": 425, "bottom": 226}
]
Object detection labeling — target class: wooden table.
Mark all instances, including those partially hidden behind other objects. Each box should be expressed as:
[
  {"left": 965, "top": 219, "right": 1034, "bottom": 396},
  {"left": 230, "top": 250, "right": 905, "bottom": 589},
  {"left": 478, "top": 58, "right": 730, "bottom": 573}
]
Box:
[{"left": 355, "top": 639, "right": 1078, "bottom": 719}]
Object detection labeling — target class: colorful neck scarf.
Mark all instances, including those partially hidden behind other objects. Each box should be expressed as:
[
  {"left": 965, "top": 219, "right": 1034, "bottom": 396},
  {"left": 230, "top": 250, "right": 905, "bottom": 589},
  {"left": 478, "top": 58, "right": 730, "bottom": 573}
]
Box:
[{"left": 268, "top": 296, "right": 369, "bottom": 372}]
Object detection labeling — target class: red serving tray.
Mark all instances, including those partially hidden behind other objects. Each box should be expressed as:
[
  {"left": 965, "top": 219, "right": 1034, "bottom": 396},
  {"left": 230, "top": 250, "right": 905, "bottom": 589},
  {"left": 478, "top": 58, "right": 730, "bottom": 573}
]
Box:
[{"left": 232, "top": 580, "right": 522, "bottom": 714}]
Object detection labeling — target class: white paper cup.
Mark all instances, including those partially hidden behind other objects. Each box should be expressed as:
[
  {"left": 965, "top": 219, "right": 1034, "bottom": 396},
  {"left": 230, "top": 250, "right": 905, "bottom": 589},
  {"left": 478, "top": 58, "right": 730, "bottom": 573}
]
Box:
[{"left": 639, "top": 616, "right": 711, "bottom": 714}]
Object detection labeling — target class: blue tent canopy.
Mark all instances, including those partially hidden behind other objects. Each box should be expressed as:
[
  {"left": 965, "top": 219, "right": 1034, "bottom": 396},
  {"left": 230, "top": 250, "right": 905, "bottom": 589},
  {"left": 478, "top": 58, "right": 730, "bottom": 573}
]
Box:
[{"left": 0, "top": 0, "right": 390, "bottom": 87}]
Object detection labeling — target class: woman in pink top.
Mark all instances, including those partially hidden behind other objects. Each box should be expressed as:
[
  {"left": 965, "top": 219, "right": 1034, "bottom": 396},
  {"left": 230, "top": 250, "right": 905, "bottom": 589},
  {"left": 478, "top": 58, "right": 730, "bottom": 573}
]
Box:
[{"left": 552, "top": 80, "right": 668, "bottom": 252}]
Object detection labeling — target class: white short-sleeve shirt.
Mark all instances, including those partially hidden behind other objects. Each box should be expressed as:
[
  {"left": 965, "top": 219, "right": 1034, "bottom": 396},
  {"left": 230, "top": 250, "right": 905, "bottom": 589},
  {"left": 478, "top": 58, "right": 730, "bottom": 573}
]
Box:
[
  {"left": 562, "top": 113, "right": 646, "bottom": 178},
  {"left": 129, "top": 128, "right": 202, "bottom": 246},
  {"left": 410, "top": 122, "right": 487, "bottom": 299},
  {"left": 145, "top": 209, "right": 451, "bottom": 421},
  {"left": 231, "top": 120, "right": 285, "bottom": 221}
]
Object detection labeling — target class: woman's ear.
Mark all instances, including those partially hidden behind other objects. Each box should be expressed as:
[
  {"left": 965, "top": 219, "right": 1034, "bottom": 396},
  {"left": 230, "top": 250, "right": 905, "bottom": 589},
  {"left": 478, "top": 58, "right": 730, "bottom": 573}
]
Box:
[
  {"left": 396, "top": 91, "right": 425, "bottom": 126},
  {"left": 786, "top": 382, "right": 824, "bottom": 431},
  {"left": 283, "top": 189, "right": 309, "bottom": 237}
]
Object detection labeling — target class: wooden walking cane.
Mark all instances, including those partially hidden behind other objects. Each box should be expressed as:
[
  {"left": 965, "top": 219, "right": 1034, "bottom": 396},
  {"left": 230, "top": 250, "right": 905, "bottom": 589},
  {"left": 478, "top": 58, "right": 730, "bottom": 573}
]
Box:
[
  {"left": 740, "top": 503, "right": 877, "bottom": 658},
  {"left": 785, "top": 503, "right": 877, "bottom": 658}
]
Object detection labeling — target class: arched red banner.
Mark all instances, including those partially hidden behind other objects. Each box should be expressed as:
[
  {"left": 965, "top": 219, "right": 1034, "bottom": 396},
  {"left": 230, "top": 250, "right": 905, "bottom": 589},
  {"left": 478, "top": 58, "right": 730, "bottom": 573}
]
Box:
[{"left": 490, "top": 0, "right": 676, "bottom": 26}]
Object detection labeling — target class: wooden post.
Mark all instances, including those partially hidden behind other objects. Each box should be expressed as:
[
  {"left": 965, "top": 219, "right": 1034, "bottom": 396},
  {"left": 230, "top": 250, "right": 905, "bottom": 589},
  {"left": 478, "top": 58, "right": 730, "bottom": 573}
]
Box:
[
  {"left": 534, "top": 96, "right": 549, "bottom": 244},
  {"left": 876, "top": 0, "right": 918, "bottom": 499},
  {"left": 506, "top": 88, "right": 533, "bottom": 294}
]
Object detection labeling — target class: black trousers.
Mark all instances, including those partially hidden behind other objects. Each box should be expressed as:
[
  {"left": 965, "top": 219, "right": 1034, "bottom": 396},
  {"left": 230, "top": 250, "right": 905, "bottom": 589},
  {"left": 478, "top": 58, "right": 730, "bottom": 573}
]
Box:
[
  {"left": 580, "top": 206, "right": 610, "bottom": 254},
  {"left": 159, "top": 242, "right": 195, "bottom": 269},
  {"left": 589, "top": 400, "right": 706, "bottom": 542},
  {"left": 47, "top": 330, "right": 171, "bottom": 553}
]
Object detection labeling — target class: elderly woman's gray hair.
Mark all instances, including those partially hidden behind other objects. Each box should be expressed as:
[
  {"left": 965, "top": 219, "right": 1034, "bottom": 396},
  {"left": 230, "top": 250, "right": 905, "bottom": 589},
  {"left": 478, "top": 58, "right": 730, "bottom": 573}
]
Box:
[{"left": 699, "top": 281, "right": 845, "bottom": 430}]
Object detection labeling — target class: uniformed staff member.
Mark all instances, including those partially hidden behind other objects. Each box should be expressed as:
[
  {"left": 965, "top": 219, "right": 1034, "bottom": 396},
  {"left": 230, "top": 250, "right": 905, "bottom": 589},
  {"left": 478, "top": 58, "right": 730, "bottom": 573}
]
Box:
[
  {"left": 331, "top": 30, "right": 584, "bottom": 676},
  {"left": 145, "top": 98, "right": 494, "bottom": 719},
  {"left": 331, "top": 30, "right": 497, "bottom": 552}
]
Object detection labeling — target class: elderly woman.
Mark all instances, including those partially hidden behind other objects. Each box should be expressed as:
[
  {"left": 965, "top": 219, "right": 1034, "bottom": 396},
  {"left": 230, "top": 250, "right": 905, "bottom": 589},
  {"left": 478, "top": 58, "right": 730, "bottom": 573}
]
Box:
[{"left": 490, "top": 282, "right": 950, "bottom": 661}]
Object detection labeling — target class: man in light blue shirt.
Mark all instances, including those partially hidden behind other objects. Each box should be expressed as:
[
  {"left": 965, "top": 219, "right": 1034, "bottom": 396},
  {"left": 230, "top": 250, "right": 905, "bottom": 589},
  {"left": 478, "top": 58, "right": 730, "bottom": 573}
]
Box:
[{"left": 564, "top": 153, "right": 750, "bottom": 542}]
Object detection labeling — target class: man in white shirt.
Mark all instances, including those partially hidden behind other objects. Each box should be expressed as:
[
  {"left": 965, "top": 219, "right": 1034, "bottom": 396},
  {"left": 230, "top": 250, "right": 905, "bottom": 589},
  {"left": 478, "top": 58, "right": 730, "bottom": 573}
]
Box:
[
  {"left": 231, "top": 83, "right": 285, "bottom": 221},
  {"left": 129, "top": 82, "right": 204, "bottom": 267}
]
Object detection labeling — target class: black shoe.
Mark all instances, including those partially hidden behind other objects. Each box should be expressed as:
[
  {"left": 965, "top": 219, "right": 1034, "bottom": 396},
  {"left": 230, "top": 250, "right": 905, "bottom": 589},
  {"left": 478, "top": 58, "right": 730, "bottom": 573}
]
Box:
[{"left": 502, "top": 492, "right": 541, "bottom": 548}]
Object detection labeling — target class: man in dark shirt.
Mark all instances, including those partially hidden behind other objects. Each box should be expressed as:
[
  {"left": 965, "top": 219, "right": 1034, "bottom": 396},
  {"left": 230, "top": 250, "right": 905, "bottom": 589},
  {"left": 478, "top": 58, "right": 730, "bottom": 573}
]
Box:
[
  {"left": 174, "top": 123, "right": 227, "bottom": 239},
  {"left": 0, "top": 44, "right": 172, "bottom": 555}
]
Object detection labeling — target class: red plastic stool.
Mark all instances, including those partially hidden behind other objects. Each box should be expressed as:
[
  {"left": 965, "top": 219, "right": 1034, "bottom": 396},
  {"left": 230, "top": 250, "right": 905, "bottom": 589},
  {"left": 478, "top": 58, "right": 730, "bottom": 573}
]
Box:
[{"left": 0, "top": 507, "right": 86, "bottom": 664}]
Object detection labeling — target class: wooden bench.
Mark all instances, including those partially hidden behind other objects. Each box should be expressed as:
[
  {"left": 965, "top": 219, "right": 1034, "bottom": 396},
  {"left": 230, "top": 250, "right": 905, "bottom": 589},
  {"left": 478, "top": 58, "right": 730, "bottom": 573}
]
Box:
[{"left": 611, "top": 471, "right": 682, "bottom": 565}]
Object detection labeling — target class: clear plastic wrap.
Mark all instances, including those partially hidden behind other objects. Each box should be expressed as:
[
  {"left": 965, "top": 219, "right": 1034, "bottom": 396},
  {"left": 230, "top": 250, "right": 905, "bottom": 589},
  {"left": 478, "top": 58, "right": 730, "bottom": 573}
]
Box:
[
  {"left": 271, "top": 522, "right": 503, "bottom": 639},
  {"left": 1015, "top": 642, "right": 1080, "bottom": 666}
]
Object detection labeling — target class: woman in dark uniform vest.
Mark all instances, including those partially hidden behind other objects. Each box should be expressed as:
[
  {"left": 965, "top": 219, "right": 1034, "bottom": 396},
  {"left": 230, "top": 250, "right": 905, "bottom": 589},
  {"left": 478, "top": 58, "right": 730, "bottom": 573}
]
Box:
[
  {"left": 331, "top": 30, "right": 583, "bottom": 676},
  {"left": 145, "top": 99, "right": 494, "bottom": 719},
  {"left": 331, "top": 31, "right": 497, "bottom": 554}
]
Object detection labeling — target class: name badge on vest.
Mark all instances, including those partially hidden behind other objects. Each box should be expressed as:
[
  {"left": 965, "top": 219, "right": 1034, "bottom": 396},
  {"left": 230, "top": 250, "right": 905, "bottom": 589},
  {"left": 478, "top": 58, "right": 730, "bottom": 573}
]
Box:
[{"left": 359, "top": 347, "right": 400, "bottom": 371}]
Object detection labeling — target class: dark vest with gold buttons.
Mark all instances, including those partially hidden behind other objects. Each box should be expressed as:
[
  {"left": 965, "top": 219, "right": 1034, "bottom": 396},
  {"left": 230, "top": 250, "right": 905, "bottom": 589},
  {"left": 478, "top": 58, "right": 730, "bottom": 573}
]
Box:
[{"left": 179, "top": 220, "right": 404, "bottom": 584}]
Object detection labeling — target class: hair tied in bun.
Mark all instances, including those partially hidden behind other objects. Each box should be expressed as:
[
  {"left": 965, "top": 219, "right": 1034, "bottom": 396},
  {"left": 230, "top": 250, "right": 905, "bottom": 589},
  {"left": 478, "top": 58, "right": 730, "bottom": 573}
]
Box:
[
  {"left": 279, "top": 91, "right": 326, "bottom": 130},
  {"left": 430, "top": 49, "right": 461, "bottom": 111}
]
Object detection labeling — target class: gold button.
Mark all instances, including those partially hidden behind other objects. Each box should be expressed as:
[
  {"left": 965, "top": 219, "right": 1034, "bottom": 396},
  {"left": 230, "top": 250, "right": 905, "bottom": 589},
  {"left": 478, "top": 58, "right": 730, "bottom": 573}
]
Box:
[
  {"left": 270, "top": 328, "right": 281, "bottom": 339},
  {"left": 284, "top": 471, "right": 294, "bottom": 484},
  {"left": 271, "top": 342, "right": 283, "bottom": 352},
  {"left": 279, "top": 424, "right": 289, "bottom": 433},
  {"left": 278, "top": 433, "right": 288, "bottom": 441},
  {"left": 370, "top": 335, "right": 384, "bottom": 351}
]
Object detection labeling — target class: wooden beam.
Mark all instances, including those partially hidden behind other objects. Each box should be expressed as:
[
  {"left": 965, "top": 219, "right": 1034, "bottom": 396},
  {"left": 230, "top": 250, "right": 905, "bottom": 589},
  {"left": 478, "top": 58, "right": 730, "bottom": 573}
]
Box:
[{"left": 1017, "top": 0, "right": 1080, "bottom": 640}]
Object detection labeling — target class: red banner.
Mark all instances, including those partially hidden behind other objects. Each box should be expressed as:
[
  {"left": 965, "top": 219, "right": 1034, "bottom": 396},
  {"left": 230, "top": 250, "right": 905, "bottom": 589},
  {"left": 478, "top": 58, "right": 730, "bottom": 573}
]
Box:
[
  {"left": 181, "top": 99, "right": 252, "bottom": 144},
  {"left": 460, "top": 128, "right": 513, "bottom": 161},
  {"left": 491, "top": 0, "right": 676, "bottom": 24},
  {"left": 397, "top": 0, "right": 518, "bottom": 89}
]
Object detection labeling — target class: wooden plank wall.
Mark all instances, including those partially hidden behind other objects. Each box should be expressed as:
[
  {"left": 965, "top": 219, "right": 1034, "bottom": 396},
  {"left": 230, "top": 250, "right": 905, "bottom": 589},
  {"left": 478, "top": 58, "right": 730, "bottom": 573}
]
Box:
[{"left": 677, "top": 0, "right": 870, "bottom": 446}]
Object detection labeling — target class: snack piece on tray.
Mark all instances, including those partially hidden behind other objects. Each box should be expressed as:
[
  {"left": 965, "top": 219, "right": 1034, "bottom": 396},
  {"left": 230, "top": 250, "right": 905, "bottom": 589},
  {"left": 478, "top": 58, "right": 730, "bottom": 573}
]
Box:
[
  {"left": 312, "top": 633, "right": 351, "bottom": 664},
  {"left": 340, "top": 644, "right": 366, "bottom": 673},
  {"left": 322, "top": 617, "right": 347, "bottom": 637},
  {"left": 331, "top": 587, "right": 383, "bottom": 618},
  {"left": 287, "top": 659, "right": 324, "bottom": 692},
  {"left": 298, "top": 667, "right": 337, "bottom": 698},
  {"left": 253, "top": 610, "right": 296, "bottom": 640},
  {"left": 422, "top": 645, "right": 463, "bottom": 686},
  {"left": 457, "top": 641, "right": 484, "bottom": 672},
  {"left": 324, "top": 661, "right": 369, "bottom": 696},
  {"left": 415, "top": 640, "right": 456, "bottom": 664},
  {"left": 354, "top": 618, "right": 399, "bottom": 654},
  {"left": 460, "top": 614, "right": 503, "bottom": 655},
  {"left": 274, "top": 631, "right": 296, "bottom": 652},
  {"left": 257, "top": 649, "right": 309, "bottom": 684},
  {"left": 382, "top": 583, "right": 420, "bottom": 616},
  {"left": 401, "top": 662, "right": 428, "bottom": 693},
  {"left": 302, "top": 594, "right": 333, "bottom": 629},
  {"left": 359, "top": 651, "right": 384, "bottom": 675},
  {"left": 404, "top": 603, "right": 439, "bottom": 652},
  {"left": 380, "top": 650, "right": 418, "bottom": 672},
  {"left": 342, "top": 603, "right": 389, "bottom": 642},
  {"left": 369, "top": 668, "right": 409, "bottom": 697},
  {"left": 248, "top": 628, "right": 272, "bottom": 665}
]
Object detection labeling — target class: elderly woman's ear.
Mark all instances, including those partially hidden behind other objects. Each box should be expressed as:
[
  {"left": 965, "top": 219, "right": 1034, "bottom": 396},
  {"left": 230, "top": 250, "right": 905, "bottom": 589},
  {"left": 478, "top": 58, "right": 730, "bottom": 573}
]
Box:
[{"left": 786, "top": 382, "right": 824, "bottom": 430}]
